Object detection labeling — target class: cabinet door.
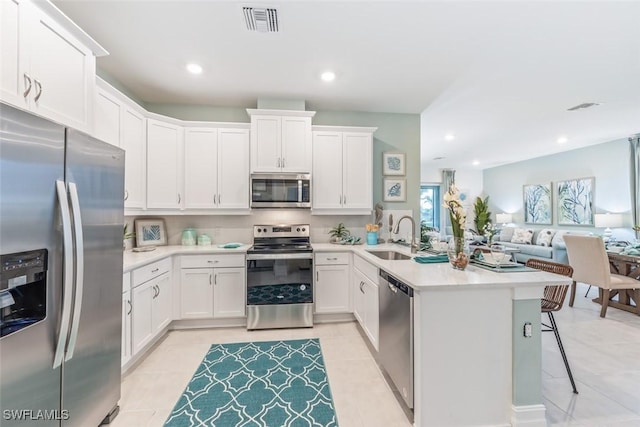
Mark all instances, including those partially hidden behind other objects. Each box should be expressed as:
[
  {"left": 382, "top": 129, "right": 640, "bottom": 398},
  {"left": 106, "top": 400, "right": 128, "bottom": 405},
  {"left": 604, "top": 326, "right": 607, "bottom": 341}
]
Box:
[
  {"left": 94, "top": 87, "right": 121, "bottom": 147},
  {"left": 131, "top": 281, "right": 153, "bottom": 356},
  {"left": 146, "top": 119, "right": 183, "bottom": 209},
  {"left": 180, "top": 268, "right": 214, "bottom": 319},
  {"left": 122, "top": 290, "right": 131, "bottom": 366},
  {"left": 352, "top": 269, "right": 366, "bottom": 325},
  {"left": 28, "top": 6, "right": 94, "bottom": 132},
  {"left": 281, "top": 116, "right": 311, "bottom": 172},
  {"left": 217, "top": 128, "right": 250, "bottom": 209},
  {"left": 122, "top": 106, "right": 146, "bottom": 209},
  {"left": 315, "top": 265, "right": 350, "bottom": 313},
  {"left": 0, "top": 0, "right": 27, "bottom": 108},
  {"left": 342, "top": 132, "right": 372, "bottom": 210},
  {"left": 213, "top": 267, "right": 246, "bottom": 318},
  {"left": 363, "top": 278, "right": 379, "bottom": 351},
  {"left": 250, "top": 115, "right": 281, "bottom": 172},
  {"left": 184, "top": 128, "right": 218, "bottom": 209},
  {"left": 312, "top": 131, "right": 343, "bottom": 209},
  {"left": 152, "top": 273, "right": 172, "bottom": 332}
]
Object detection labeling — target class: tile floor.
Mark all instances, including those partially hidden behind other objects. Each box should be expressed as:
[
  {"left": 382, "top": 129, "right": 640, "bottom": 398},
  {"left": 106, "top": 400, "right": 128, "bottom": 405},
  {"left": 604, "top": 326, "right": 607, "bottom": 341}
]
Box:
[{"left": 113, "top": 282, "right": 640, "bottom": 427}]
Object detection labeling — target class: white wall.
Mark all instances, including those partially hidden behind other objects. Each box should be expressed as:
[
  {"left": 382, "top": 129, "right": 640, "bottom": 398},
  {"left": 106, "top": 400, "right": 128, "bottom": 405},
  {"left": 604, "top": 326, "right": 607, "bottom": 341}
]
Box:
[{"left": 483, "top": 138, "right": 635, "bottom": 241}]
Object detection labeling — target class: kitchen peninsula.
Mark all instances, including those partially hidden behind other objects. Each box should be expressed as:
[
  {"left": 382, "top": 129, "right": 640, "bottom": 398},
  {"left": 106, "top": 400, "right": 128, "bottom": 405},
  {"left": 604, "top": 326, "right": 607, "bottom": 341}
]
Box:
[{"left": 124, "top": 243, "right": 568, "bottom": 427}]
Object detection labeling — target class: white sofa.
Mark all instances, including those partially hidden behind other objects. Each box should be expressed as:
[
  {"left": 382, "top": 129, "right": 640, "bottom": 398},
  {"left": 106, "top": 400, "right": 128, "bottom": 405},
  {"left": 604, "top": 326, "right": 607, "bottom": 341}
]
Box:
[{"left": 495, "top": 228, "right": 591, "bottom": 265}]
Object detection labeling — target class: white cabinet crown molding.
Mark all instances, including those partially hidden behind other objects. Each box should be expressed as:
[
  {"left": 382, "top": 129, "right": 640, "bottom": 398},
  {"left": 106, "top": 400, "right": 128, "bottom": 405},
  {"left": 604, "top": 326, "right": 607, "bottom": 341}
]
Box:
[{"left": 246, "top": 108, "right": 316, "bottom": 118}]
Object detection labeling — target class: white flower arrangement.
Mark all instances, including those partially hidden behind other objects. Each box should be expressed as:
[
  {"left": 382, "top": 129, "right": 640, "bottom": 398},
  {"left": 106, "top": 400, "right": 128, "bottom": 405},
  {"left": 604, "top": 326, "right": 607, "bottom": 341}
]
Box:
[{"left": 443, "top": 184, "right": 466, "bottom": 240}]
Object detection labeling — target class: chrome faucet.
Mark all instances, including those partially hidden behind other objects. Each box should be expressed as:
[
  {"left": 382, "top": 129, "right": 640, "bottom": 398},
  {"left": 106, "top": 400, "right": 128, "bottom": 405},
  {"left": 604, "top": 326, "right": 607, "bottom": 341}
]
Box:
[{"left": 393, "top": 215, "right": 419, "bottom": 253}]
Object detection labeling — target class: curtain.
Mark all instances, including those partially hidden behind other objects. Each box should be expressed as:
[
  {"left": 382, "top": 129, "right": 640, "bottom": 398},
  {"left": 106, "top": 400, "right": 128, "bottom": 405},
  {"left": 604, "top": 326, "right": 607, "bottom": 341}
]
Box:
[
  {"left": 442, "top": 169, "right": 456, "bottom": 234},
  {"left": 631, "top": 135, "right": 640, "bottom": 239}
]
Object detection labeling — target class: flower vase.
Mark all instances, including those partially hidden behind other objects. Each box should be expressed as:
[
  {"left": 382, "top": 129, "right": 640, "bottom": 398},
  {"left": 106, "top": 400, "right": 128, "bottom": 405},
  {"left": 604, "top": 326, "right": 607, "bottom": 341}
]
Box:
[{"left": 447, "top": 237, "right": 470, "bottom": 270}]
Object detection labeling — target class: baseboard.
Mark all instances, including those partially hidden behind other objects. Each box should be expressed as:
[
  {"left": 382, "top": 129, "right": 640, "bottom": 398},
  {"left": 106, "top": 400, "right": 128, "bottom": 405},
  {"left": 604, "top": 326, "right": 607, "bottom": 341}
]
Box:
[
  {"left": 511, "top": 404, "right": 547, "bottom": 427},
  {"left": 313, "top": 313, "right": 356, "bottom": 323}
]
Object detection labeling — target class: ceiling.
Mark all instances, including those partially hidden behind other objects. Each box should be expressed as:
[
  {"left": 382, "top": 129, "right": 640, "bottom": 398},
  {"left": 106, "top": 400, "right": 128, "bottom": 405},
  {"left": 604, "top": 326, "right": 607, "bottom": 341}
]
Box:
[{"left": 53, "top": 0, "right": 640, "bottom": 171}]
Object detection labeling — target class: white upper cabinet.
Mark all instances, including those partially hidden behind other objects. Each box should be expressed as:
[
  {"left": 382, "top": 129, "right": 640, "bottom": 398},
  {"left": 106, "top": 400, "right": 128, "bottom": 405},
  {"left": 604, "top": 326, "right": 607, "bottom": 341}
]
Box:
[
  {"left": 312, "top": 126, "right": 376, "bottom": 215},
  {"left": 94, "top": 86, "right": 121, "bottom": 147},
  {"left": 146, "top": 119, "right": 183, "bottom": 210},
  {"left": 0, "top": 0, "right": 106, "bottom": 132},
  {"left": 183, "top": 127, "right": 250, "bottom": 211},
  {"left": 247, "top": 109, "right": 315, "bottom": 173}
]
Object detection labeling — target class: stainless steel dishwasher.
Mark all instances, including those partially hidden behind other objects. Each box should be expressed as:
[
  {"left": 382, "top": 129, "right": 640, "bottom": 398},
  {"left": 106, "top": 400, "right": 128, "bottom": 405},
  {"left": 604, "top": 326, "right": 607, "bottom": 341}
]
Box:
[{"left": 379, "top": 269, "right": 414, "bottom": 409}]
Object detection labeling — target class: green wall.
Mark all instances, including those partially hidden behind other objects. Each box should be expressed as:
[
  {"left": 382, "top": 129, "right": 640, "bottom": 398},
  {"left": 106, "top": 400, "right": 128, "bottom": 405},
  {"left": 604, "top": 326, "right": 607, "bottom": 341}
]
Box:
[
  {"left": 146, "top": 103, "right": 251, "bottom": 123},
  {"left": 313, "top": 111, "right": 421, "bottom": 219}
]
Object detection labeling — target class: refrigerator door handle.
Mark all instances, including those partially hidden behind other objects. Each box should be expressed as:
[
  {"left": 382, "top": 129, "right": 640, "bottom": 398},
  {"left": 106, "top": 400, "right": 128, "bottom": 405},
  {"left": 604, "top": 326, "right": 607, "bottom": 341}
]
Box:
[
  {"left": 53, "top": 180, "right": 74, "bottom": 369},
  {"left": 65, "top": 182, "right": 84, "bottom": 361}
]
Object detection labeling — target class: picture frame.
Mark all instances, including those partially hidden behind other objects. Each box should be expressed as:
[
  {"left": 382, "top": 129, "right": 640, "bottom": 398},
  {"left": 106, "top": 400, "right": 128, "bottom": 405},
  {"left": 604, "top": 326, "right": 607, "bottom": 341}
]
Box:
[
  {"left": 383, "top": 178, "right": 406, "bottom": 202},
  {"left": 382, "top": 152, "right": 406, "bottom": 176},
  {"left": 523, "top": 183, "right": 552, "bottom": 225},
  {"left": 134, "top": 218, "right": 168, "bottom": 247},
  {"left": 557, "top": 177, "right": 595, "bottom": 226}
]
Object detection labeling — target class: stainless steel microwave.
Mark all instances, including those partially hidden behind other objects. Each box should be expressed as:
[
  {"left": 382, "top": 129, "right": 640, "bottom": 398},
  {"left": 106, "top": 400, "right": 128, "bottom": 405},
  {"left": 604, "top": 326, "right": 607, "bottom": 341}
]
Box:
[{"left": 250, "top": 173, "right": 311, "bottom": 208}]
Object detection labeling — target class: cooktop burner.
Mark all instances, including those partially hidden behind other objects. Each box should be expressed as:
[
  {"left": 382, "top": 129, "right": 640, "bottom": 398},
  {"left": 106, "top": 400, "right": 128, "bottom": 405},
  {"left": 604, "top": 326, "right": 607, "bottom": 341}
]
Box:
[{"left": 248, "top": 224, "right": 312, "bottom": 254}]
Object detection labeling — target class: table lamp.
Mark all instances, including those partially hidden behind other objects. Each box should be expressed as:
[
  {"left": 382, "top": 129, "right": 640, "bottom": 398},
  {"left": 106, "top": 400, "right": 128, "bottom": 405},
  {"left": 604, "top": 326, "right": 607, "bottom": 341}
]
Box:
[
  {"left": 496, "top": 213, "right": 513, "bottom": 226},
  {"left": 594, "top": 213, "right": 623, "bottom": 243}
]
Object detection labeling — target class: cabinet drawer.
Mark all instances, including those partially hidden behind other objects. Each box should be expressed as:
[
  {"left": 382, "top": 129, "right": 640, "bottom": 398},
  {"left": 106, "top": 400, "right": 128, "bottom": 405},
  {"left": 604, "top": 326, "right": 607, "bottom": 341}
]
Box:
[
  {"left": 353, "top": 254, "right": 378, "bottom": 284},
  {"left": 132, "top": 258, "right": 171, "bottom": 287},
  {"left": 123, "top": 272, "right": 131, "bottom": 294},
  {"left": 315, "top": 252, "right": 350, "bottom": 265},
  {"left": 181, "top": 254, "right": 245, "bottom": 269}
]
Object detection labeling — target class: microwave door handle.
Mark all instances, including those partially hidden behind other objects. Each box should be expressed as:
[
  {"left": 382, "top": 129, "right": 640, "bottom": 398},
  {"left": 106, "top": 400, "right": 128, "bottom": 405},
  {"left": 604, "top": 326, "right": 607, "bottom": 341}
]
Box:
[
  {"left": 298, "top": 180, "right": 302, "bottom": 203},
  {"left": 53, "top": 180, "right": 74, "bottom": 369},
  {"left": 65, "top": 182, "right": 84, "bottom": 362}
]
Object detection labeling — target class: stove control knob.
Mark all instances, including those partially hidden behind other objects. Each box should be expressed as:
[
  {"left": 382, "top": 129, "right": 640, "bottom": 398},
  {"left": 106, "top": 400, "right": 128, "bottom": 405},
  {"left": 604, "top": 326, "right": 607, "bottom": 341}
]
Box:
[
  {"left": 257, "top": 228, "right": 262, "bottom": 233},
  {"left": 296, "top": 228, "right": 300, "bottom": 232},
  {"left": 302, "top": 227, "right": 306, "bottom": 232}
]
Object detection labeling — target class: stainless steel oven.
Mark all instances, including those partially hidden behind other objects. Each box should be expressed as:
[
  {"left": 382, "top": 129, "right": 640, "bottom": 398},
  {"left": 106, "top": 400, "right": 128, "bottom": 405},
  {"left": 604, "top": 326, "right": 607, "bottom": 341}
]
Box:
[
  {"left": 246, "top": 225, "right": 313, "bottom": 329},
  {"left": 250, "top": 173, "right": 311, "bottom": 208}
]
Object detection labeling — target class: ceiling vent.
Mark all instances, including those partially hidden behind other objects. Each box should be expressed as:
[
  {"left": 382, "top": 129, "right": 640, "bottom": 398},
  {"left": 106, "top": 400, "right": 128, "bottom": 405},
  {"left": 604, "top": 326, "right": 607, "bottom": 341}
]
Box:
[
  {"left": 567, "top": 102, "right": 600, "bottom": 111},
  {"left": 243, "top": 7, "right": 279, "bottom": 33}
]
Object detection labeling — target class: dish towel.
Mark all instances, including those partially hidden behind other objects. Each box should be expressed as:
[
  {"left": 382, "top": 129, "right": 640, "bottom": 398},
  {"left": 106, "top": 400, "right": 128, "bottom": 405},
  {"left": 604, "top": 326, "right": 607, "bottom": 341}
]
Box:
[
  {"left": 414, "top": 255, "right": 449, "bottom": 264},
  {"left": 218, "top": 243, "right": 243, "bottom": 249}
]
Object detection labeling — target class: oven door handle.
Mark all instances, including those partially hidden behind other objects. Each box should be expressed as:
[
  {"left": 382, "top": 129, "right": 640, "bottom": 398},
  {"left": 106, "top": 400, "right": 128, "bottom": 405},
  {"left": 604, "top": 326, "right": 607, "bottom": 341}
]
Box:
[{"left": 246, "top": 253, "right": 313, "bottom": 261}]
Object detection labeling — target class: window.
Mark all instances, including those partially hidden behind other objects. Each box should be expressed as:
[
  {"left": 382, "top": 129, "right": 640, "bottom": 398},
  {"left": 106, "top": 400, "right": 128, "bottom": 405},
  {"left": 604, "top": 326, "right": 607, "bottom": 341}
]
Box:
[{"left": 420, "top": 184, "right": 440, "bottom": 230}]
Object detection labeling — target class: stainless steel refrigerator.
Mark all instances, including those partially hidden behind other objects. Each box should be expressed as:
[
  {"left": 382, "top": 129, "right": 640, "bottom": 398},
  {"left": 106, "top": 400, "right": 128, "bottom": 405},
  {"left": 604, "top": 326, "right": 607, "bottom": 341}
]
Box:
[{"left": 0, "top": 103, "right": 124, "bottom": 426}]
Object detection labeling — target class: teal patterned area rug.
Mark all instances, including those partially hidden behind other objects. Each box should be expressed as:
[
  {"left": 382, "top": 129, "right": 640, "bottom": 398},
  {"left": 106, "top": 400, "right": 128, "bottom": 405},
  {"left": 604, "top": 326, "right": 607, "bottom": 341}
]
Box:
[{"left": 164, "top": 339, "right": 338, "bottom": 427}]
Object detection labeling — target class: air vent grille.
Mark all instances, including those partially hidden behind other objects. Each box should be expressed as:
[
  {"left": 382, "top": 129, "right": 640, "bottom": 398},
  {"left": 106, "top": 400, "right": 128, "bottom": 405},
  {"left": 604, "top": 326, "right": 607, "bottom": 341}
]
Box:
[
  {"left": 567, "top": 102, "right": 600, "bottom": 111},
  {"left": 243, "top": 7, "right": 279, "bottom": 33}
]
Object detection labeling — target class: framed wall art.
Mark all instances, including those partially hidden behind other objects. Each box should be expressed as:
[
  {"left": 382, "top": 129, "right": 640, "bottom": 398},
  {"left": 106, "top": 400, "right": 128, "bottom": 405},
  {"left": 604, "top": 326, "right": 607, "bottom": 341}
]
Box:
[
  {"left": 523, "top": 183, "right": 552, "bottom": 224},
  {"left": 557, "top": 177, "right": 595, "bottom": 226},
  {"left": 383, "top": 178, "right": 406, "bottom": 202},
  {"left": 135, "top": 218, "right": 168, "bottom": 247},
  {"left": 382, "top": 152, "right": 405, "bottom": 176}
]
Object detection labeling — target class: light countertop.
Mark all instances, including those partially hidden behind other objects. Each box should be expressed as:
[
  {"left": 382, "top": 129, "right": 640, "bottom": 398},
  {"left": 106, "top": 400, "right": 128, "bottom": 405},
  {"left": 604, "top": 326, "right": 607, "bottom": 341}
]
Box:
[{"left": 123, "top": 242, "right": 569, "bottom": 291}]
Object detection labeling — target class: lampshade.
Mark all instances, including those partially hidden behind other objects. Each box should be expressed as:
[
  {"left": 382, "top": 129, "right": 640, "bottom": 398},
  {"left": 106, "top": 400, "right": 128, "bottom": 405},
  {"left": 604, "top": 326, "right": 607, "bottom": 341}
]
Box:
[
  {"left": 496, "top": 213, "right": 513, "bottom": 224},
  {"left": 594, "top": 213, "right": 623, "bottom": 228}
]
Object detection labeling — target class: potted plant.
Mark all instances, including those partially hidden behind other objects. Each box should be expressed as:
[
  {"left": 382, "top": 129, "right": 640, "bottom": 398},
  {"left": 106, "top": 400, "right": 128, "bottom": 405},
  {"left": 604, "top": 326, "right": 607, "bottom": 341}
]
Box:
[
  {"left": 473, "top": 196, "right": 492, "bottom": 236},
  {"left": 328, "top": 223, "right": 350, "bottom": 243},
  {"left": 123, "top": 224, "right": 135, "bottom": 249}
]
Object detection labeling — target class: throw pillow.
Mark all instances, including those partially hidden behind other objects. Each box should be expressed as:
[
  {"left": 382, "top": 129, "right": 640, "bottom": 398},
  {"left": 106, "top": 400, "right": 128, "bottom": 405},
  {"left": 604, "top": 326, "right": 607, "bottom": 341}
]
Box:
[
  {"left": 536, "top": 229, "right": 556, "bottom": 247},
  {"left": 499, "top": 227, "right": 515, "bottom": 242},
  {"left": 511, "top": 228, "right": 534, "bottom": 244}
]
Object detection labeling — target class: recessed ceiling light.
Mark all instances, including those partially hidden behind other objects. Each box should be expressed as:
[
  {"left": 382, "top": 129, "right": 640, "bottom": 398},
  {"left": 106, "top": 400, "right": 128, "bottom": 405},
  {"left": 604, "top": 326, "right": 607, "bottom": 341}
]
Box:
[
  {"left": 557, "top": 137, "right": 568, "bottom": 144},
  {"left": 445, "top": 134, "right": 455, "bottom": 141},
  {"left": 321, "top": 71, "right": 336, "bottom": 82},
  {"left": 472, "top": 160, "right": 480, "bottom": 166},
  {"left": 186, "top": 63, "right": 203, "bottom": 74}
]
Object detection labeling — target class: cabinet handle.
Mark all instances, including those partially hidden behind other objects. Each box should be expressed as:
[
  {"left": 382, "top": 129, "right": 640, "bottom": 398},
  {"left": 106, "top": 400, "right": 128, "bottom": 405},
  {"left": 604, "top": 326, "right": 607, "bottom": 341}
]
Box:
[
  {"left": 157, "top": 284, "right": 160, "bottom": 296},
  {"left": 209, "top": 274, "right": 212, "bottom": 285},
  {"left": 282, "top": 158, "right": 285, "bottom": 168},
  {"left": 152, "top": 285, "right": 157, "bottom": 298},
  {"left": 360, "top": 281, "right": 365, "bottom": 293},
  {"left": 277, "top": 158, "right": 280, "bottom": 168},
  {"left": 151, "top": 268, "right": 159, "bottom": 273},
  {"left": 327, "top": 257, "right": 338, "bottom": 261},
  {"left": 127, "top": 299, "right": 132, "bottom": 315},
  {"left": 213, "top": 194, "right": 217, "bottom": 204},
  {"left": 34, "top": 79, "right": 43, "bottom": 102},
  {"left": 23, "top": 73, "right": 32, "bottom": 98},
  {"left": 178, "top": 193, "right": 181, "bottom": 204},
  {"left": 218, "top": 194, "right": 221, "bottom": 205},
  {"left": 207, "top": 260, "right": 218, "bottom": 263},
  {"left": 124, "top": 190, "right": 129, "bottom": 201},
  {"left": 343, "top": 195, "right": 346, "bottom": 204},
  {"left": 339, "top": 195, "right": 342, "bottom": 204},
  {"left": 316, "top": 271, "right": 319, "bottom": 282},
  {"left": 214, "top": 274, "right": 217, "bottom": 285}
]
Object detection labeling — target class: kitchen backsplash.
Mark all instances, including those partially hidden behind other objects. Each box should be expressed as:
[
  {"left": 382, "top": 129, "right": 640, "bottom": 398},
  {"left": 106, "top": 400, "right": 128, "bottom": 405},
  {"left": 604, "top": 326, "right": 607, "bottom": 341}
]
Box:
[{"left": 125, "top": 210, "right": 416, "bottom": 246}]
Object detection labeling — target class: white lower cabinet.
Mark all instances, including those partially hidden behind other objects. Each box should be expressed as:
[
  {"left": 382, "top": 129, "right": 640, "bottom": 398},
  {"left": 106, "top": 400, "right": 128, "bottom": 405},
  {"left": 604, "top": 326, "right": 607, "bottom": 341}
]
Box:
[
  {"left": 315, "top": 252, "right": 351, "bottom": 314},
  {"left": 352, "top": 257, "right": 379, "bottom": 351},
  {"left": 122, "top": 272, "right": 131, "bottom": 366},
  {"left": 131, "top": 259, "right": 172, "bottom": 356},
  {"left": 179, "top": 255, "right": 246, "bottom": 319}
]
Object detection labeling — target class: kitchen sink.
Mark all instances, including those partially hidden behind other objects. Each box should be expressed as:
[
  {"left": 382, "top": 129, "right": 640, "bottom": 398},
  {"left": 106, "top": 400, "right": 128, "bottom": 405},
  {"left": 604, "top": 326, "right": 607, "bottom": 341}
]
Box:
[{"left": 366, "top": 250, "right": 412, "bottom": 261}]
